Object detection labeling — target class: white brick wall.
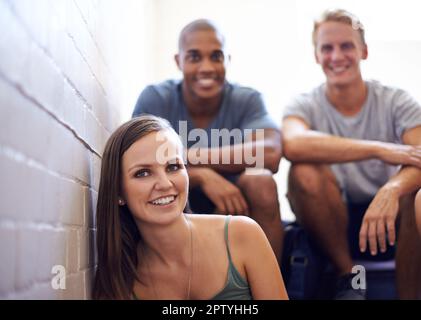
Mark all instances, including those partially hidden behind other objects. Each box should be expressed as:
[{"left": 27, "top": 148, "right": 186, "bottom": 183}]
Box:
[{"left": 0, "top": 0, "right": 154, "bottom": 299}]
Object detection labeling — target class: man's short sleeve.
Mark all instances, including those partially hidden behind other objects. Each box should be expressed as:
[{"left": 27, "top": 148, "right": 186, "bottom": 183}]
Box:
[
  {"left": 240, "top": 92, "right": 279, "bottom": 131},
  {"left": 282, "top": 94, "right": 314, "bottom": 127},
  {"left": 391, "top": 90, "right": 421, "bottom": 141}
]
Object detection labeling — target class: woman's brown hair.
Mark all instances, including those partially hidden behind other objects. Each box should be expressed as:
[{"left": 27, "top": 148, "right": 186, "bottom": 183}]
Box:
[{"left": 92, "top": 115, "right": 173, "bottom": 299}]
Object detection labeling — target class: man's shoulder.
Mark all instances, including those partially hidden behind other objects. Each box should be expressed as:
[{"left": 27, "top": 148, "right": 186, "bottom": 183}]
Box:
[
  {"left": 229, "top": 82, "right": 260, "bottom": 94},
  {"left": 141, "top": 79, "right": 181, "bottom": 105},
  {"left": 223, "top": 83, "right": 270, "bottom": 116},
  {"left": 366, "top": 79, "right": 418, "bottom": 110},
  {"left": 143, "top": 79, "right": 181, "bottom": 98},
  {"left": 133, "top": 79, "right": 182, "bottom": 117},
  {"left": 282, "top": 84, "right": 327, "bottom": 125},
  {"left": 288, "top": 84, "right": 325, "bottom": 107},
  {"left": 226, "top": 82, "right": 262, "bottom": 101},
  {"left": 367, "top": 79, "right": 408, "bottom": 99}
]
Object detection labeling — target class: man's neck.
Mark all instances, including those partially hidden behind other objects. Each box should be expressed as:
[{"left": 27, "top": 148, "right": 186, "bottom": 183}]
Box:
[
  {"left": 182, "top": 85, "right": 222, "bottom": 129},
  {"left": 325, "top": 78, "right": 367, "bottom": 116}
]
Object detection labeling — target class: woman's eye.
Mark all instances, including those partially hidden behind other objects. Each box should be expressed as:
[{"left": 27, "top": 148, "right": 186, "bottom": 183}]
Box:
[
  {"left": 167, "top": 164, "right": 180, "bottom": 172},
  {"left": 134, "top": 169, "right": 150, "bottom": 178}
]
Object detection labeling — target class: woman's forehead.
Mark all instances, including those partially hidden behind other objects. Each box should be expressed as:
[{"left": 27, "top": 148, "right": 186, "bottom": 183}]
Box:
[{"left": 123, "top": 130, "right": 183, "bottom": 166}]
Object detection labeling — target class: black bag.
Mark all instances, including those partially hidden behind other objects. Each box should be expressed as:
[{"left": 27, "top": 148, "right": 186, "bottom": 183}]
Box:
[{"left": 281, "top": 222, "right": 327, "bottom": 299}]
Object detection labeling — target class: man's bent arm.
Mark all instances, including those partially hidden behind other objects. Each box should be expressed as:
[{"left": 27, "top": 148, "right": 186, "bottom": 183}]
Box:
[
  {"left": 187, "top": 167, "right": 207, "bottom": 188},
  {"left": 381, "top": 126, "right": 421, "bottom": 197},
  {"left": 187, "top": 128, "right": 282, "bottom": 174},
  {"left": 283, "top": 116, "right": 421, "bottom": 168}
]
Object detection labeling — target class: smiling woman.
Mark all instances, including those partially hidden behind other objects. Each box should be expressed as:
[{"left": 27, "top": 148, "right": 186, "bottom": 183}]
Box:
[
  {"left": 92, "top": 115, "right": 288, "bottom": 300},
  {"left": 120, "top": 127, "right": 189, "bottom": 227}
]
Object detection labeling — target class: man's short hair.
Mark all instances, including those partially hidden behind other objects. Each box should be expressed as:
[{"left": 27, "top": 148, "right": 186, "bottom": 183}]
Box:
[
  {"left": 312, "top": 9, "right": 366, "bottom": 47},
  {"left": 178, "top": 19, "right": 225, "bottom": 51}
]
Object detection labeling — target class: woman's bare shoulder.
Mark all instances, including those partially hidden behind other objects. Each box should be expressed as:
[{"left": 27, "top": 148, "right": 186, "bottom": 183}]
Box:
[
  {"left": 186, "top": 213, "right": 226, "bottom": 224},
  {"left": 186, "top": 214, "right": 258, "bottom": 229},
  {"left": 229, "top": 215, "right": 262, "bottom": 237},
  {"left": 185, "top": 213, "right": 225, "bottom": 234},
  {"left": 187, "top": 214, "right": 262, "bottom": 242}
]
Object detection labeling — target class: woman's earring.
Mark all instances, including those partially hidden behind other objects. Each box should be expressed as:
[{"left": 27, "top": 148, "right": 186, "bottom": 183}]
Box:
[{"left": 118, "top": 199, "right": 125, "bottom": 206}]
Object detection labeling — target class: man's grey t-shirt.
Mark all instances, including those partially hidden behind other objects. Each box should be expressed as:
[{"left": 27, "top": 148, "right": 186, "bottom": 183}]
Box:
[
  {"left": 283, "top": 80, "right": 421, "bottom": 203},
  {"left": 133, "top": 79, "right": 279, "bottom": 149}
]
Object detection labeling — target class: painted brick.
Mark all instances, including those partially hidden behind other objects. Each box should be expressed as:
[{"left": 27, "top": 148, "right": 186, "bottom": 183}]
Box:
[
  {"left": 83, "top": 268, "right": 95, "bottom": 300},
  {"left": 0, "top": 152, "right": 27, "bottom": 221},
  {"left": 59, "top": 179, "right": 84, "bottom": 227},
  {"left": 61, "top": 82, "right": 86, "bottom": 140},
  {"left": 90, "top": 153, "right": 102, "bottom": 192},
  {"left": 0, "top": 1, "right": 31, "bottom": 84},
  {"left": 91, "top": 229, "right": 97, "bottom": 267},
  {"left": 0, "top": 226, "right": 16, "bottom": 296},
  {"left": 0, "top": 80, "right": 90, "bottom": 186},
  {"left": 42, "top": 172, "right": 62, "bottom": 224},
  {"left": 15, "top": 227, "right": 39, "bottom": 290},
  {"left": 85, "top": 109, "right": 105, "bottom": 155},
  {"left": 35, "top": 228, "right": 67, "bottom": 283},
  {"left": 61, "top": 271, "right": 85, "bottom": 299},
  {"left": 0, "top": 0, "right": 146, "bottom": 300},
  {"left": 7, "top": 0, "right": 51, "bottom": 50},
  {"left": 70, "top": 138, "right": 90, "bottom": 185},
  {"left": 21, "top": 41, "right": 64, "bottom": 118},
  {"left": 79, "top": 228, "right": 96, "bottom": 270},
  {"left": 84, "top": 187, "right": 97, "bottom": 228},
  {"left": 66, "top": 228, "right": 79, "bottom": 275},
  {"left": 14, "top": 281, "right": 61, "bottom": 300}
]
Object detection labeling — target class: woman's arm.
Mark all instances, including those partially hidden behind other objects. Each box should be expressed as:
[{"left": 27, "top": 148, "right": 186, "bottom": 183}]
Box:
[{"left": 230, "top": 216, "right": 288, "bottom": 300}]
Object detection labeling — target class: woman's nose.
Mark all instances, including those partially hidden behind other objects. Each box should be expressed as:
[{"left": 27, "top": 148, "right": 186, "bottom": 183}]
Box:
[{"left": 154, "top": 171, "right": 173, "bottom": 190}]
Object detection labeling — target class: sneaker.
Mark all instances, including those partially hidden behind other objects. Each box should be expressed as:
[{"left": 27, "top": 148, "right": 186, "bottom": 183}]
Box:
[{"left": 334, "top": 273, "right": 366, "bottom": 300}]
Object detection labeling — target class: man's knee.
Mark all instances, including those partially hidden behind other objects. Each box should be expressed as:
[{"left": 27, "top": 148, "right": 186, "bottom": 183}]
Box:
[
  {"left": 237, "top": 171, "right": 279, "bottom": 213},
  {"left": 416, "top": 190, "right": 421, "bottom": 237},
  {"left": 288, "top": 163, "right": 335, "bottom": 197},
  {"left": 398, "top": 192, "right": 417, "bottom": 235}
]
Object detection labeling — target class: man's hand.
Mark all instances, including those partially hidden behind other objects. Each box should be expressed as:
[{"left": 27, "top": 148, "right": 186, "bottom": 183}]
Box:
[
  {"left": 376, "top": 142, "right": 421, "bottom": 169},
  {"left": 196, "top": 168, "right": 249, "bottom": 215},
  {"left": 359, "top": 186, "right": 400, "bottom": 255}
]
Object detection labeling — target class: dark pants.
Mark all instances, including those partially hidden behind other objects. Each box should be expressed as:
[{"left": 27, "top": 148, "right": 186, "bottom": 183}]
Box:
[
  {"left": 347, "top": 201, "right": 396, "bottom": 261},
  {"left": 188, "top": 173, "right": 240, "bottom": 214}
]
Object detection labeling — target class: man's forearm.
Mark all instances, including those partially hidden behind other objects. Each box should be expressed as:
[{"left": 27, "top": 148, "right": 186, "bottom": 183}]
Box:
[
  {"left": 187, "top": 138, "right": 281, "bottom": 174},
  {"left": 283, "top": 130, "right": 380, "bottom": 163},
  {"left": 187, "top": 167, "right": 206, "bottom": 188},
  {"left": 383, "top": 166, "right": 421, "bottom": 198}
]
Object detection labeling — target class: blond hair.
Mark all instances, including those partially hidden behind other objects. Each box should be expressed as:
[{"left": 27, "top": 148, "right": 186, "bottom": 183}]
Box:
[{"left": 312, "top": 9, "right": 366, "bottom": 47}]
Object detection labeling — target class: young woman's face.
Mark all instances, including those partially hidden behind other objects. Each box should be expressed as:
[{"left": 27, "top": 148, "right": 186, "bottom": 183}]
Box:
[{"left": 120, "top": 129, "right": 188, "bottom": 225}]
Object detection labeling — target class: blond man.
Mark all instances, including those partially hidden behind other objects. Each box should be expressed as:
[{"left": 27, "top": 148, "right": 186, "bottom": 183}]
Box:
[{"left": 282, "top": 9, "right": 421, "bottom": 299}]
